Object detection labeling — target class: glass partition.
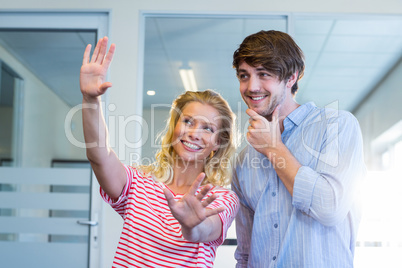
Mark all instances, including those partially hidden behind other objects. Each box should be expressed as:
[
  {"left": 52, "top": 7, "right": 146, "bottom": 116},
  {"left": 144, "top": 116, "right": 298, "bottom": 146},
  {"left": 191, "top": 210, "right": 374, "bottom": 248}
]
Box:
[{"left": 141, "top": 16, "right": 288, "bottom": 163}]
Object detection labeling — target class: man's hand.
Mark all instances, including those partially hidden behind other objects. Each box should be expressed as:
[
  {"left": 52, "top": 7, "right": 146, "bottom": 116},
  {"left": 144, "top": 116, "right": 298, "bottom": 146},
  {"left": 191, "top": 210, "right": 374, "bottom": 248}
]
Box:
[
  {"left": 80, "top": 36, "right": 115, "bottom": 100},
  {"left": 247, "top": 106, "right": 301, "bottom": 195},
  {"left": 246, "top": 106, "right": 282, "bottom": 157}
]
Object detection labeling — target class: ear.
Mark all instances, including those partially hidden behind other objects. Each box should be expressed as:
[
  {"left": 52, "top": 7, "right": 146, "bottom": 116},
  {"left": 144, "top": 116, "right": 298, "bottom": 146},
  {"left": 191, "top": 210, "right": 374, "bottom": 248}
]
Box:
[{"left": 286, "top": 71, "right": 298, "bottom": 89}]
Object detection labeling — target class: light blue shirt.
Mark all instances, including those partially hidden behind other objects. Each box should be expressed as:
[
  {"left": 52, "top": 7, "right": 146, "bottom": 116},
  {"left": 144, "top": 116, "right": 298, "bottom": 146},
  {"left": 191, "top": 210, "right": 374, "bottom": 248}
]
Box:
[{"left": 232, "top": 102, "right": 366, "bottom": 268}]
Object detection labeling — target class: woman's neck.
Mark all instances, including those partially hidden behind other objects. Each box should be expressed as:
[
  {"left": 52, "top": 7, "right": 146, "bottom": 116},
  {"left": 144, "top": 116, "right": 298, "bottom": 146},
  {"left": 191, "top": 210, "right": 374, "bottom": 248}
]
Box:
[{"left": 168, "top": 159, "right": 205, "bottom": 194}]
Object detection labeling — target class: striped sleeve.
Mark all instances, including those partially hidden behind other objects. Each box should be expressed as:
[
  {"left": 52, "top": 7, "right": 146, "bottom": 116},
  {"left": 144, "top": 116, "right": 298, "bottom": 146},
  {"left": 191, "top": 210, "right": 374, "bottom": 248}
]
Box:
[
  {"left": 207, "top": 188, "right": 239, "bottom": 247},
  {"left": 99, "top": 165, "right": 133, "bottom": 219}
]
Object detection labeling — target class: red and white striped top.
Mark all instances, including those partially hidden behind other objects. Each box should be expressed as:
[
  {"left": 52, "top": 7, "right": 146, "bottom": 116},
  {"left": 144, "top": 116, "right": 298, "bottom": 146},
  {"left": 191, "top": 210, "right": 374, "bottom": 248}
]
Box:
[{"left": 100, "top": 165, "right": 239, "bottom": 268}]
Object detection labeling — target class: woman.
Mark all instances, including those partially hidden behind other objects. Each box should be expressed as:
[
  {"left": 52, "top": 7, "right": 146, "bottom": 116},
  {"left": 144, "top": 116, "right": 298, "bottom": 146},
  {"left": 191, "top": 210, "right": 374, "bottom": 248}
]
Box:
[{"left": 80, "top": 36, "right": 239, "bottom": 267}]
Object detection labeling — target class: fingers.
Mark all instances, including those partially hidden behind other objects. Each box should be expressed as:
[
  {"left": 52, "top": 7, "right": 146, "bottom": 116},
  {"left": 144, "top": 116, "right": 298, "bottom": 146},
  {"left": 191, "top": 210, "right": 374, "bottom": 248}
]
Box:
[
  {"left": 246, "top": 108, "right": 260, "bottom": 120},
  {"left": 99, "top": 82, "right": 113, "bottom": 95},
  {"left": 188, "top": 174, "right": 219, "bottom": 207},
  {"left": 84, "top": 37, "right": 115, "bottom": 73},
  {"left": 200, "top": 192, "right": 217, "bottom": 207},
  {"left": 102, "top": 43, "right": 116, "bottom": 69},
  {"left": 188, "top": 173, "right": 206, "bottom": 196},
  {"left": 163, "top": 188, "right": 175, "bottom": 208},
  {"left": 197, "top": 185, "right": 213, "bottom": 202},
  {"left": 90, "top": 38, "right": 103, "bottom": 63},
  {"left": 205, "top": 207, "right": 226, "bottom": 218},
  {"left": 247, "top": 108, "right": 266, "bottom": 129},
  {"left": 89, "top": 36, "right": 111, "bottom": 65},
  {"left": 82, "top": 44, "right": 92, "bottom": 65},
  {"left": 248, "top": 113, "right": 268, "bottom": 130},
  {"left": 97, "top": 36, "right": 109, "bottom": 64}
]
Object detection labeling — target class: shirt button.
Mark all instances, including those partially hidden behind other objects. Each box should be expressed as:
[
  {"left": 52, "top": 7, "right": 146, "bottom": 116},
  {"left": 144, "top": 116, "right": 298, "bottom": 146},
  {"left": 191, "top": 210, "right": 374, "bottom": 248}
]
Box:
[
  {"left": 272, "top": 192, "right": 276, "bottom": 197},
  {"left": 274, "top": 223, "right": 278, "bottom": 228},
  {"left": 273, "top": 256, "right": 277, "bottom": 261}
]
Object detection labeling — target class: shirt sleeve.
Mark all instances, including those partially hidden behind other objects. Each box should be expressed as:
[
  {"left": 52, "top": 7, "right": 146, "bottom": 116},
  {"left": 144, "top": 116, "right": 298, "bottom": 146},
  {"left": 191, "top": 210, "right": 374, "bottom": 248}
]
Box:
[
  {"left": 292, "top": 110, "right": 366, "bottom": 226},
  {"left": 206, "top": 187, "right": 239, "bottom": 247},
  {"left": 231, "top": 167, "right": 253, "bottom": 268},
  {"left": 99, "top": 164, "right": 133, "bottom": 219}
]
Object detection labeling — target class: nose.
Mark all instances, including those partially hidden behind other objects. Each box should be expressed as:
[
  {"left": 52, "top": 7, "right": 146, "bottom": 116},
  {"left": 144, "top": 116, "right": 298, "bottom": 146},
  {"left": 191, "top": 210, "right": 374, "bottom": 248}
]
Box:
[
  {"left": 247, "top": 75, "right": 261, "bottom": 92},
  {"left": 188, "top": 125, "right": 201, "bottom": 141}
]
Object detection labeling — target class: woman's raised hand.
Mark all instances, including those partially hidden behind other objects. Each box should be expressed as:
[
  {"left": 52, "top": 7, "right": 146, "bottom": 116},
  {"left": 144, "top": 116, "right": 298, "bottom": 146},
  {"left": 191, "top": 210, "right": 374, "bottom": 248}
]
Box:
[
  {"left": 80, "top": 36, "right": 115, "bottom": 100},
  {"left": 163, "top": 173, "right": 225, "bottom": 231}
]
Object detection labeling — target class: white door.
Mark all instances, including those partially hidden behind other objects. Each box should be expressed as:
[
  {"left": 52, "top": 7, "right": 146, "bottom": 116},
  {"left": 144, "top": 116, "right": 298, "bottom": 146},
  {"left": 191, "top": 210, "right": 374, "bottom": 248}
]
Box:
[
  {"left": 0, "top": 167, "right": 93, "bottom": 267},
  {"left": 0, "top": 12, "right": 108, "bottom": 268}
]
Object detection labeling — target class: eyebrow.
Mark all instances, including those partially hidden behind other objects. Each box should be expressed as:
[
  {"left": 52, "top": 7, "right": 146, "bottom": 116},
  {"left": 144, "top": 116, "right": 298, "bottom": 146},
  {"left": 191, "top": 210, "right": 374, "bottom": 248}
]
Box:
[
  {"left": 206, "top": 122, "right": 218, "bottom": 129},
  {"left": 256, "top": 67, "right": 268, "bottom": 71},
  {"left": 237, "top": 68, "right": 248, "bottom": 74}
]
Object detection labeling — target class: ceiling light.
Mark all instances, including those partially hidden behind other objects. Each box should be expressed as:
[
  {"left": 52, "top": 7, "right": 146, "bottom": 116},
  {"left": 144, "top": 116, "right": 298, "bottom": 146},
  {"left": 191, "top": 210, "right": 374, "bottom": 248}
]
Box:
[
  {"left": 147, "top": 90, "right": 156, "bottom": 96},
  {"left": 179, "top": 68, "right": 198, "bottom": 92}
]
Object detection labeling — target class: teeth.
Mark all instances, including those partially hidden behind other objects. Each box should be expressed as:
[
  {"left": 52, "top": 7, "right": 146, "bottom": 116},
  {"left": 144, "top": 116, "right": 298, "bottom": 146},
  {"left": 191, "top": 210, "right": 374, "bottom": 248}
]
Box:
[
  {"left": 251, "top": 96, "right": 264, "bottom": 101},
  {"left": 182, "top": 141, "right": 201, "bottom": 150}
]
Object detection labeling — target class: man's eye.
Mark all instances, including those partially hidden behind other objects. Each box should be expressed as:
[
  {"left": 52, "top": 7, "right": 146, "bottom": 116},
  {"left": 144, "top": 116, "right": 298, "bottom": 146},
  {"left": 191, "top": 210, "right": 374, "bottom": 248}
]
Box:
[{"left": 238, "top": 74, "right": 248, "bottom": 80}]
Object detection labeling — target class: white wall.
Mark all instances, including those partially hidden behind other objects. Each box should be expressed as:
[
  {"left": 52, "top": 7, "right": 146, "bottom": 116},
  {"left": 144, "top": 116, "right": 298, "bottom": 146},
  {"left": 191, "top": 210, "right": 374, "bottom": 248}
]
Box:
[
  {"left": 1, "top": 1, "right": 402, "bottom": 267},
  {"left": 354, "top": 59, "right": 402, "bottom": 168}
]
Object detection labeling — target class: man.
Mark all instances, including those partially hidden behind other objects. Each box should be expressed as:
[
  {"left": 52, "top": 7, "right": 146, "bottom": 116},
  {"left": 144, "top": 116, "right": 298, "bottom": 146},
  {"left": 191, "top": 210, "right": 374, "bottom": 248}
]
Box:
[{"left": 231, "top": 30, "right": 366, "bottom": 268}]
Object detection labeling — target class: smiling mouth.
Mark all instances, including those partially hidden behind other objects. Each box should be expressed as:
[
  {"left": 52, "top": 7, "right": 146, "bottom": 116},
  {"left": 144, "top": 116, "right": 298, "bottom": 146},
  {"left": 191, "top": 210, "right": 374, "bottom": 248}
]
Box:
[
  {"left": 249, "top": 95, "right": 267, "bottom": 101},
  {"left": 182, "top": 141, "right": 202, "bottom": 150}
]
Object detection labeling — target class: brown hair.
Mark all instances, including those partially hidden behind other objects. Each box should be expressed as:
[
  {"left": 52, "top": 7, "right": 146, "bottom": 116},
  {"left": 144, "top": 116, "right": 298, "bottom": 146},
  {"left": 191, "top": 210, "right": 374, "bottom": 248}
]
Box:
[{"left": 233, "top": 30, "right": 305, "bottom": 94}]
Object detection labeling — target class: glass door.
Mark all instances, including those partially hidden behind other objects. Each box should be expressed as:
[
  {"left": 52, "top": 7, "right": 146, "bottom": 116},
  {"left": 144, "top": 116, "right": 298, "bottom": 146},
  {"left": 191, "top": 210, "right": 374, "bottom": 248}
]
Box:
[{"left": 0, "top": 12, "right": 108, "bottom": 268}]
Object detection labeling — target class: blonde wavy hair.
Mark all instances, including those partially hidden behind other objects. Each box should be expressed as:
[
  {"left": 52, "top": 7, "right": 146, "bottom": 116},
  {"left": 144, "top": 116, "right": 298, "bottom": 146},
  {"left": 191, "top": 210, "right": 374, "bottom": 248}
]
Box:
[{"left": 139, "top": 90, "right": 237, "bottom": 187}]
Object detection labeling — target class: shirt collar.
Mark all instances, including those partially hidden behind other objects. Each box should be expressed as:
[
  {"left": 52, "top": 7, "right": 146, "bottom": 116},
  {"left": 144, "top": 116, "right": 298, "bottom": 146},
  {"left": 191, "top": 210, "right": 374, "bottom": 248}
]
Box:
[{"left": 284, "top": 102, "right": 316, "bottom": 129}]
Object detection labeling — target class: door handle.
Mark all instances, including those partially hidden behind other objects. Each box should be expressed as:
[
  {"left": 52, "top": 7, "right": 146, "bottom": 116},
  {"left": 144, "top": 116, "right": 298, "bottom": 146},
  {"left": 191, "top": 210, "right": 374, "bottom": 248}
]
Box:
[{"left": 77, "top": 220, "right": 98, "bottom": 226}]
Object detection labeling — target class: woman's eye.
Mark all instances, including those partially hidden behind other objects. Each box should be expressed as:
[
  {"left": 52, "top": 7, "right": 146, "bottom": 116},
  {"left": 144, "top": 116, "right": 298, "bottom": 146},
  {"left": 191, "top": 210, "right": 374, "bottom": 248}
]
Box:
[
  {"left": 204, "top": 126, "right": 214, "bottom": 133},
  {"left": 184, "top": 118, "right": 192, "bottom": 125}
]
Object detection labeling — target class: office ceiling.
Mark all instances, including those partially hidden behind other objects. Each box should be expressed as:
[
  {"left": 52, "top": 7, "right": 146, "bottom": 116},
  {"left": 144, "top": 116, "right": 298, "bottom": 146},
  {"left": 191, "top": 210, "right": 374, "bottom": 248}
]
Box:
[
  {"left": 142, "top": 16, "right": 402, "bottom": 112},
  {"left": 1, "top": 16, "right": 402, "bottom": 113},
  {"left": 0, "top": 30, "right": 95, "bottom": 107}
]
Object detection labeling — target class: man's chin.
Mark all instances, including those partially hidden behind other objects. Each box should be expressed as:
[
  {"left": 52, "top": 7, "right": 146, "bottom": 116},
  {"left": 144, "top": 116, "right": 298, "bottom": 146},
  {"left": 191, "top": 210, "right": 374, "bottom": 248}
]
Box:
[
  {"left": 250, "top": 107, "right": 262, "bottom": 115},
  {"left": 250, "top": 106, "right": 275, "bottom": 119},
  {"left": 249, "top": 106, "right": 268, "bottom": 116}
]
